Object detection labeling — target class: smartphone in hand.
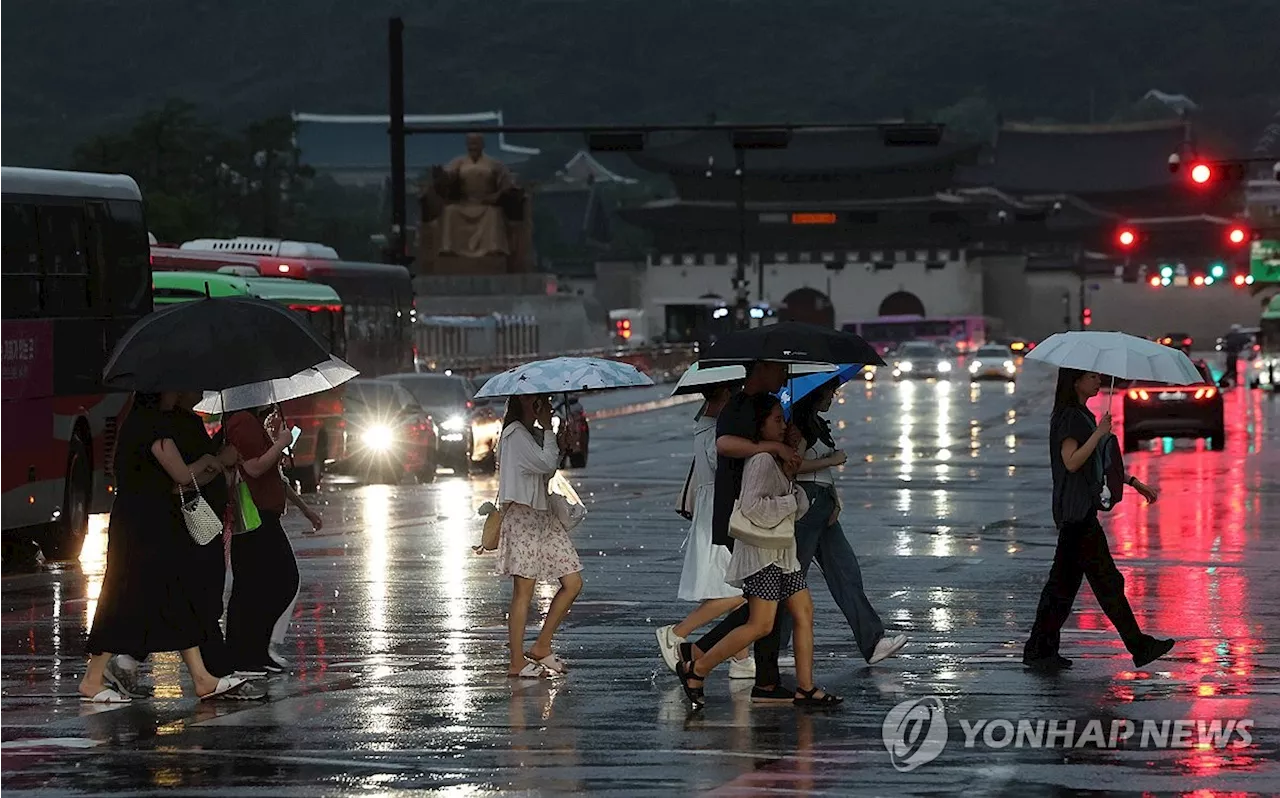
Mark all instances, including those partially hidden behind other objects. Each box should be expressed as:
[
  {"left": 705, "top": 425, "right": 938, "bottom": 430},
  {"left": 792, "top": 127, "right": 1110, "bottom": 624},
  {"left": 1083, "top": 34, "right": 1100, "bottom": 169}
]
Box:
[{"left": 284, "top": 426, "right": 302, "bottom": 455}]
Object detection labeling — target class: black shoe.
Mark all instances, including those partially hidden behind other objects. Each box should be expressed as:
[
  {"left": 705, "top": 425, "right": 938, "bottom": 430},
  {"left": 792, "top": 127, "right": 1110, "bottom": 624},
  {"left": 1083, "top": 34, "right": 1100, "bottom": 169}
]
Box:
[
  {"left": 1132, "top": 637, "right": 1175, "bottom": 668},
  {"left": 1023, "top": 654, "right": 1071, "bottom": 672},
  {"left": 750, "top": 684, "right": 796, "bottom": 702}
]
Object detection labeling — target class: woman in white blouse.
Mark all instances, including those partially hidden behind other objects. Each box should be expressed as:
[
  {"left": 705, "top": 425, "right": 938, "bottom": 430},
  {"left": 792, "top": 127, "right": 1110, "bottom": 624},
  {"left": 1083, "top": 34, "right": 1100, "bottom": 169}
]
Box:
[
  {"left": 496, "top": 394, "right": 583, "bottom": 678},
  {"left": 675, "top": 393, "right": 843, "bottom": 709}
]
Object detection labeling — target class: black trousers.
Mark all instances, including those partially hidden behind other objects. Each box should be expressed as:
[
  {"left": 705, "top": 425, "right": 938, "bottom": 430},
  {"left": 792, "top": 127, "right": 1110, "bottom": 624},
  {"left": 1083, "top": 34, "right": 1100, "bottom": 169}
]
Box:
[
  {"left": 225, "top": 513, "right": 299, "bottom": 669},
  {"left": 193, "top": 532, "right": 233, "bottom": 677},
  {"left": 1023, "top": 515, "right": 1144, "bottom": 661},
  {"left": 695, "top": 579, "right": 785, "bottom": 687}
]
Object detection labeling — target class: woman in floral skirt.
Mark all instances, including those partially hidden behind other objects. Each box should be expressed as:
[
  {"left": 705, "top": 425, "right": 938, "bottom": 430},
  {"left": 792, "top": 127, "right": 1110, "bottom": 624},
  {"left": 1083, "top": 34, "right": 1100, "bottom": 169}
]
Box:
[{"left": 496, "top": 394, "right": 583, "bottom": 678}]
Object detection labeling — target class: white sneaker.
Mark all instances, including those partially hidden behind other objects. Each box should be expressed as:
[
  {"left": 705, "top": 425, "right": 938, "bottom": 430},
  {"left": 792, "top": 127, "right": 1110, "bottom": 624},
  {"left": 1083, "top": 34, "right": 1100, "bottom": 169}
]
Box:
[
  {"left": 728, "top": 655, "right": 756, "bottom": 680},
  {"left": 868, "top": 634, "right": 908, "bottom": 665},
  {"left": 655, "top": 625, "right": 684, "bottom": 674}
]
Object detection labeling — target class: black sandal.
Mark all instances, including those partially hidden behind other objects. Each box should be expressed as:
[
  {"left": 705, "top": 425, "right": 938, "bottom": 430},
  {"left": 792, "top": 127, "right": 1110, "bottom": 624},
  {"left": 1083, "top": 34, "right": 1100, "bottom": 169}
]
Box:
[
  {"left": 794, "top": 687, "right": 844, "bottom": 708},
  {"left": 675, "top": 660, "right": 706, "bottom": 710}
]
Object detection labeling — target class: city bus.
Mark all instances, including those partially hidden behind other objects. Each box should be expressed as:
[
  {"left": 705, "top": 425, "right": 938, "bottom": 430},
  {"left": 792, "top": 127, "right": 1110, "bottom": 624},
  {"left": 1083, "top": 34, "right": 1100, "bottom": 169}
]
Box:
[
  {"left": 841, "top": 314, "right": 993, "bottom": 355},
  {"left": 152, "top": 271, "right": 348, "bottom": 492},
  {"left": 2, "top": 167, "right": 152, "bottom": 559},
  {"left": 152, "top": 237, "right": 415, "bottom": 377}
]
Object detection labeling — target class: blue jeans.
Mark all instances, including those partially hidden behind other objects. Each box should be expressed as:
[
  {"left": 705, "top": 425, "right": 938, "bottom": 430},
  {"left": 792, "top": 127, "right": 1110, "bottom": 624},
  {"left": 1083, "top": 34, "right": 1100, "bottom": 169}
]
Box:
[{"left": 779, "top": 482, "right": 885, "bottom": 661}]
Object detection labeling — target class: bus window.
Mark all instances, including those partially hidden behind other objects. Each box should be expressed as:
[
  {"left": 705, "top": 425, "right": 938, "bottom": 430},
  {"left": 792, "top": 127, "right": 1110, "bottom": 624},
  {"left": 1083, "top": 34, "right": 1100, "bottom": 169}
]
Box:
[
  {"left": 38, "top": 205, "right": 91, "bottom": 317},
  {"left": 105, "top": 200, "right": 151, "bottom": 317},
  {"left": 2, "top": 202, "right": 42, "bottom": 318}
]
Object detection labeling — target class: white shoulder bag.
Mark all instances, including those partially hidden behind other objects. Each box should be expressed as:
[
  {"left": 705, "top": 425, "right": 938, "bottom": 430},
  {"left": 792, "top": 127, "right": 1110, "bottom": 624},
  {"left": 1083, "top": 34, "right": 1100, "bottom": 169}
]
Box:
[{"left": 178, "top": 471, "right": 222, "bottom": 546}]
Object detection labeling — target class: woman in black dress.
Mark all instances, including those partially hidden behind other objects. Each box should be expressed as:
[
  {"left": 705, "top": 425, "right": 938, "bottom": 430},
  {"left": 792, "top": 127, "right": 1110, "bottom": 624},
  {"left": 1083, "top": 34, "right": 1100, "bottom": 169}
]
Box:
[{"left": 79, "top": 392, "right": 259, "bottom": 703}]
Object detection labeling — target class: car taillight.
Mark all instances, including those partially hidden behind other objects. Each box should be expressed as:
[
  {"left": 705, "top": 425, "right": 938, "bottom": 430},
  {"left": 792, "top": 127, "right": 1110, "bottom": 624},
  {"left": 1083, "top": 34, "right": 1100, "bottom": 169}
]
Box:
[
  {"left": 1194, "top": 387, "right": 1217, "bottom": 400},
  {"left": 1182, "top": 338, "right": 1192, "bottom": 347},
  {"left": 1128, "top": 389, "right": 1150, "bottom": 401}
]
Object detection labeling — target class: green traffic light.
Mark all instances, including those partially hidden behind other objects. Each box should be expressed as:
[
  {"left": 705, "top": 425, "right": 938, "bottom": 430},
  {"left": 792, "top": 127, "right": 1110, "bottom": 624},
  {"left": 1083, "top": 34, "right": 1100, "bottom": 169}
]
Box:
[
  {"left": 1210, "top": 262, "right": 1225, "bottom": 279},
  {"left": 1159, "top": 265, "right": 1174, "bottom": 278}
]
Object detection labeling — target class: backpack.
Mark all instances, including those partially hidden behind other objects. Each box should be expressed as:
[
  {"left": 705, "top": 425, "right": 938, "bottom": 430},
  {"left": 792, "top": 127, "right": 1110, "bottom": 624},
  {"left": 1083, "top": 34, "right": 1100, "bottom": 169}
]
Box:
[{"left": 1079, "top": 408, "right": 1125, "bottom": 512}]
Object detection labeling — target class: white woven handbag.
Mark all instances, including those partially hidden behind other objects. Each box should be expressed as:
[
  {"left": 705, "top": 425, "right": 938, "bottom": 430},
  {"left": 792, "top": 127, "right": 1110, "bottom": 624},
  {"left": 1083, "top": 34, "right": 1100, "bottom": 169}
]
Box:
[{"left": 178, "top": 472, "right": 222, "bottom": 546}]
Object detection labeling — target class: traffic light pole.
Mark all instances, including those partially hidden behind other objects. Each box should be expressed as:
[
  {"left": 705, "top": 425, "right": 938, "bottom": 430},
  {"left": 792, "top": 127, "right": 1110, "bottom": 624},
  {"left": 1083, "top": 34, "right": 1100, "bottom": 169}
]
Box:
[
  {"left": 387, "top": 17, "right": 407, "bottom": 266},
  {"left": 734, "top": 147, "right": 750, "bottom": 330}
]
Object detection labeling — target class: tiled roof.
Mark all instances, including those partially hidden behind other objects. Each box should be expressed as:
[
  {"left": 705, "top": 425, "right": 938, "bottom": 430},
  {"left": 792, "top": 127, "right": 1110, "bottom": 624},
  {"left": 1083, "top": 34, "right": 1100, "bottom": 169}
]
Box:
[
  {"left": 627, "top": 129, "right": 980, "bottom": 175},
  {"left": 962, "top": 120, "right": 1189, "bottom": 195},
  {"left": 293, "top": 111, "right": 540, "bottom": 172}
]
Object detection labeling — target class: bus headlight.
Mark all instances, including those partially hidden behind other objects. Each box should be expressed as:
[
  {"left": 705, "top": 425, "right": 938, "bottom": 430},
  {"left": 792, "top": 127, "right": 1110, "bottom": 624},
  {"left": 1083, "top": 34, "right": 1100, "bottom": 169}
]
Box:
[{"left": 362, "top": 425, "right": 395, "bottom": 451}]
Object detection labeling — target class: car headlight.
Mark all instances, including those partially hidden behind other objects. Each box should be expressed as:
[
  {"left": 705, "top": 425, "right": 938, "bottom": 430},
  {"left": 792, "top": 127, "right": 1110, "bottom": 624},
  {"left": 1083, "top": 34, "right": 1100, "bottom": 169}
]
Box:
[
  {"left": 440, "top": 414, "right": 466, "bottom": 433},
  {"left": 897, "top": 361, "right": 912, "bottom": 372},
  {"left": 969, "top": 361, "right": 981, "bottom": 373},
  {"left": 937, "top": 361, "right": 952, "bottom": 372},
  {"left": 1004, "top": 360, "right": 1016, "bottom": 372},
  {"left": 362, "top": 425, "right": 394, "bottom": 450}
]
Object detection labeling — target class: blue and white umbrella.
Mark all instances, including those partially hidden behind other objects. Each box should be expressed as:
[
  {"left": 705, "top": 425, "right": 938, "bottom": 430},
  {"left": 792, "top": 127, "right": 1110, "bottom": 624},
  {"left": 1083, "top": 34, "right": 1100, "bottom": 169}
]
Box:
[
  {"left": 474, "top": 356, "right": 654, "bottom": 398},
  {"left": 778, "top": 364, "right": 865, "bottom": 419}
]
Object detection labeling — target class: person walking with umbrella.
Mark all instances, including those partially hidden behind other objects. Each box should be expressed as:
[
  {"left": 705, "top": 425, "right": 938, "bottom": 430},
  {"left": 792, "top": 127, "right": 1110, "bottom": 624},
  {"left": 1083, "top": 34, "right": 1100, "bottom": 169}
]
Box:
[
  {"left": 781, "top": 375, "right": 908, "bottom": 665},
  {"left": 497, "top": 394, "right": 582, "bottom": 677},
  {"left": 655, "top": 377, "right": 755, "bottom": 680},
  {"left": 1022, "top": 364, "right": 1174, "bottom": 671},
  {"left": 79, "top": 392, "right": 259, "bottom": 702}
]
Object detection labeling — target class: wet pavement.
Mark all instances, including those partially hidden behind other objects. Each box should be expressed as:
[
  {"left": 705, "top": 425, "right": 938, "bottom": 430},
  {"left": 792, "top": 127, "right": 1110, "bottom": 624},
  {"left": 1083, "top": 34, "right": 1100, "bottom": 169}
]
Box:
[{"left": 4, "top": 368, "right": 1280, "bottom": 796}]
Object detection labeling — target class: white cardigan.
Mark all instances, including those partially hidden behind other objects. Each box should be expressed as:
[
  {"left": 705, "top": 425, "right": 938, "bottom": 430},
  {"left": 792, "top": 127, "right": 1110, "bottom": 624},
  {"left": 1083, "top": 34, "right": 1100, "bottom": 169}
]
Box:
[{"left": 497, "top": 422, "right": 560, "bottom": 511}]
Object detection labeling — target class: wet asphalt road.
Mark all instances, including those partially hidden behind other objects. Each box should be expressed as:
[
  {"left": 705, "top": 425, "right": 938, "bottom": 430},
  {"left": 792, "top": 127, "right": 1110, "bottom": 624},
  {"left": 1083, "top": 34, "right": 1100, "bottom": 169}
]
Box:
[{"left": 3, "top": 369, "right": 1280, "bottom": 796}]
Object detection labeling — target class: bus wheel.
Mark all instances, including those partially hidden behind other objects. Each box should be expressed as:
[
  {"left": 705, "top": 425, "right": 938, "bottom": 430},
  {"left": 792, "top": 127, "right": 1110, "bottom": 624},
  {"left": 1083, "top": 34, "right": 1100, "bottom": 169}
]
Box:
[{"left": 45, "top": 437, "right": 91, "bottom": 561}]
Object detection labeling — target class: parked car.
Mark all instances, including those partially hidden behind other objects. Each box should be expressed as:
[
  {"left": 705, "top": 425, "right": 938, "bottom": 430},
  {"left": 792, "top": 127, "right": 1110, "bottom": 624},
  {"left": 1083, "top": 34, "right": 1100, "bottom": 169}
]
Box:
[
  {"left": 1122, "top": 360, "right": 1224, "bottom": 452},
  {"left": 967, "top": 344, "right": 1018, "bottom": 381},
  {"left": 383, "top": 372, "right": 502, "bottom": 473},
  {"left": 338, "top": 379, "right": 437, "bottom": 483},
  {"left": 553, "top": 395, "right": 590, "bottom": 469},
  {"left": 890, "top": 341, "right": 954, "bottom": 380}
]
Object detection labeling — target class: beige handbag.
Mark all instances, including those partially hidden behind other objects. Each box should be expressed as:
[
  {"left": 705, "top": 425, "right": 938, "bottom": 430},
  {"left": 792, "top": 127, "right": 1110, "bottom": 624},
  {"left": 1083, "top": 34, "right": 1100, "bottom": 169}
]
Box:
[
  {"left": 728, "top": 500, "right": 796, "bottom": 548},
  {"left": 477, "top": 501, "right": 503, "bottom": 552}
]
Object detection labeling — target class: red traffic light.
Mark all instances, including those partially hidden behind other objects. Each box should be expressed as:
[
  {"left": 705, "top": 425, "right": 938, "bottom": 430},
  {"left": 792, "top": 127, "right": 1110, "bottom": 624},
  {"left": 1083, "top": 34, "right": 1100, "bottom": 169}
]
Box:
[
  {"left": 1082, "top": 308, "right": 1093, "bottom": 327},
  {"left": 1190, "top": 163, "right": 1213, "bottom": 184},
  {"left": 1117, "top": 227, "right": 1138, "bottom": 248},
  {"left": 1227, "top": 225, "right": 1248, "bottom": 245},
  {"left": 1149, "top": 276, "right": 1161, "bottom": 287},
  {"left": 1234, "top": 274, "right": 1247, "bottom": 286}
]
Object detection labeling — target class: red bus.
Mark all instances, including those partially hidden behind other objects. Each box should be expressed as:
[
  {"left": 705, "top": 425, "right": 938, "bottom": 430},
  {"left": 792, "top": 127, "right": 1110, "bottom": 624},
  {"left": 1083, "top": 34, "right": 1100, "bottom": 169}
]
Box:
[
  {"left": 2, "top": 167, "right": 152, "bottom": 559},
  {"left": 151, "top": 238, "right": 415, "bottom": 377}
]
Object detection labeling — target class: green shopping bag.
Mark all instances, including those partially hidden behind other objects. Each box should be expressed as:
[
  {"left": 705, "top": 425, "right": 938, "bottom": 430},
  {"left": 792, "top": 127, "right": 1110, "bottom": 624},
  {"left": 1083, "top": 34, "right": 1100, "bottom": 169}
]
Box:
[{"left": 235, "top": 479, "right": 262, "bottom": 533}]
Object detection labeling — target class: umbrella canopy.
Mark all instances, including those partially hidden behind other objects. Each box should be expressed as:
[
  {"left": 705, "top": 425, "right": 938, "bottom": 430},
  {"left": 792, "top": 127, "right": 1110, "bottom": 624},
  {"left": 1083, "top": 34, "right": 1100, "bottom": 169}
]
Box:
[
  {"left": 701, "top": 322, "right": 886, "bottom": 367},
  {"left": 475, "top": 356, "right": 654, "bottom": 398},
  {"left": 1026, "top": 331, "right": 1204, "bottom": 384},
  {"left": 670, "top": 362, "right": 837, "bottom": 396},
  {"left": 103, "top": 296, "right": 332, "bottom": 392},
  {"left": 778, "top": 364, "right": 866, "bottom": 418},
  {"left": 192, "top": 356, "right": 359, "bottom": 415}
]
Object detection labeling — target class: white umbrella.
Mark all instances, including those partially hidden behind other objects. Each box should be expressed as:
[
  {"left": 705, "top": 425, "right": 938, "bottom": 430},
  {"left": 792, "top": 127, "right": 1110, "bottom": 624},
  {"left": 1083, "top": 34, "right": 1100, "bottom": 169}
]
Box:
[
  {"left": 670, "top": 362, "right": 837, "bottom": 396},
  {"left": 1025, "top": 331, "right": 1204, "bottom": 385},
  {"left": 192, "top": 356, "right": 359, "bottom": 414},
  {"left": 474, "top": 356, "right": 653, "bottom": 398}
]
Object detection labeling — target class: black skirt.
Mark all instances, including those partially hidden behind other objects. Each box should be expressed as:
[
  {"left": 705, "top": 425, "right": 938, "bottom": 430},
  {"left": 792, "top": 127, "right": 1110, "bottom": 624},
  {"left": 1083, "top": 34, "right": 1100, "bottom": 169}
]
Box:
[{"left": 85, "top": 492, "right": 207, "bottom": 656}]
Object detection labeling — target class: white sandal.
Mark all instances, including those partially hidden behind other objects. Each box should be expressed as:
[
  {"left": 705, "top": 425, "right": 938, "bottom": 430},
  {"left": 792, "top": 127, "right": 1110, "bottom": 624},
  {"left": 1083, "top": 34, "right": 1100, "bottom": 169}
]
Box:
[
  {"left": 199, "top": 676, "right": 257, "bottom": 701},
  {"left": 509, "top": 662, "right": 543, "bottom": 679},
  {"left": 80, "top": 687, "right": 131, "bottom": 704},
  {"left": 526, "top": 652, "right": 568, "bottom": 674}
]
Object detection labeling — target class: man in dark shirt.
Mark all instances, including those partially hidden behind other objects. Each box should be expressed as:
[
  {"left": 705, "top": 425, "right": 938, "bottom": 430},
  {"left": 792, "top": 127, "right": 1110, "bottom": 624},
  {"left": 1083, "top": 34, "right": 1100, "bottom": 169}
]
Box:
[{"left": 684, "top": 361, "right": 803, "bottom": 699}]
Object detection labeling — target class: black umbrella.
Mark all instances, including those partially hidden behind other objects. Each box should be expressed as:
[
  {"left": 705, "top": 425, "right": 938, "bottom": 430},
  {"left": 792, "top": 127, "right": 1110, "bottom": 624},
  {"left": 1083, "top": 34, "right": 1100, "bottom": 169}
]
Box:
[
  {"left": 702, "top": 322, "right": 886, "bottom": 366},
  {"left": 103, "top": 296, "right": 333, "bottom": 392}
]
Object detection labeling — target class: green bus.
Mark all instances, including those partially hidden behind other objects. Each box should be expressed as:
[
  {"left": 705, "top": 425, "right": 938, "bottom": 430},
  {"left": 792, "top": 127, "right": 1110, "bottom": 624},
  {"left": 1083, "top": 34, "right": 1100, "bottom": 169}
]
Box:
[{"left": 151, "top": 271, "right": 347, "bottom": 491}]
